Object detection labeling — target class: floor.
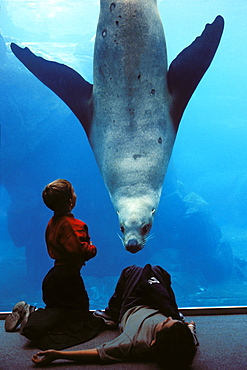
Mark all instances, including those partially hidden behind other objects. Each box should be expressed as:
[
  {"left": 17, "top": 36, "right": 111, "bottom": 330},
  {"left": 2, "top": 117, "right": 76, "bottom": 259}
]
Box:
[{"left": 1, "top": 314, "right": 247, "bottom": 369}]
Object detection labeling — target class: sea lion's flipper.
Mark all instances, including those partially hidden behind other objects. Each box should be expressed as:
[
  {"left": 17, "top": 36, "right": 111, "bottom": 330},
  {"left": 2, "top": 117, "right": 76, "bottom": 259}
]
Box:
[
  {"left": 167, "top": 15, "right": 224, "bottom": 131},
  {"left": 11, "top": 43, "right": 93, "bottom": 135}
]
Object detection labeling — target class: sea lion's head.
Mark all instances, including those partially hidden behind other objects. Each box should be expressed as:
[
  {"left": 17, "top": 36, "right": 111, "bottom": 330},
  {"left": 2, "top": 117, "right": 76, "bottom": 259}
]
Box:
[{"left": 116, "top": 197, "right": 156, "bottom": 253}]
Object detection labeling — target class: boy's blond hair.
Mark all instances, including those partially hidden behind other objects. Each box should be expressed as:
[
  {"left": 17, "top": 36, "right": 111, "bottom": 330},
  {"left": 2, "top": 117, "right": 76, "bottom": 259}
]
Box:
[{"left": 42, "top": 179, "right": 73, "bottom": 212}]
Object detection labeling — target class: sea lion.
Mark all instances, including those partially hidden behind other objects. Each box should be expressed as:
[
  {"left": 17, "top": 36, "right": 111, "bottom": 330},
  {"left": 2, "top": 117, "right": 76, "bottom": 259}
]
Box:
[{"left": 10, "top": 0, "right": 224, "bottom": 253}]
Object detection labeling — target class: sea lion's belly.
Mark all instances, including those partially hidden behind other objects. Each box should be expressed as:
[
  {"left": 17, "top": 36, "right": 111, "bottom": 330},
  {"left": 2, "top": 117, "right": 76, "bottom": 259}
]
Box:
[{"left": 91, "top": 0, "right": 175, "bottom": 198}]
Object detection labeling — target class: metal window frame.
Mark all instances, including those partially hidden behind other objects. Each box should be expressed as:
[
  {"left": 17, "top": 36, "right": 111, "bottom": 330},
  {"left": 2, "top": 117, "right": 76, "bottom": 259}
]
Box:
[
  {"left": 179, "top": 306, "right": 247, "bottom": 316},
  {"left": 1, "top": 306, "right": 247, "bottom": 320}
]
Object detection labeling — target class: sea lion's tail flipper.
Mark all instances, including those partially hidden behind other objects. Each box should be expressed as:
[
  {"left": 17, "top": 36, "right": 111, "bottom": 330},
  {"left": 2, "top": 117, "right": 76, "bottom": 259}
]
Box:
[
  {"left": 11, "top": 43, "right": 93, "bottom": 135},
  {"left": 167, "top": 15, "right": 224, "bottom": 131}
]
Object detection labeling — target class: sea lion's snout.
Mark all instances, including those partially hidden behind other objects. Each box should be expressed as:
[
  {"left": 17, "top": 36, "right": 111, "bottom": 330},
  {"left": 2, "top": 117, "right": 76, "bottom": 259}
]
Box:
[{"left": 125, "top": 239, "right": 143, "bottom": 254}]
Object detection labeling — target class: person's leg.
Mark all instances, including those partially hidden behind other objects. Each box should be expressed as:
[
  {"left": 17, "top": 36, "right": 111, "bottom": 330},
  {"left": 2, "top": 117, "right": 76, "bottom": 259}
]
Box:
[
  {"left": 21, "top": 307, "right": 68, "bottom": 341},
  {"left": 151, "top": 265, "right": 177, "bottom": 302},
  {"left": 144, "top": 265, "right": 181, "bottom": 319},
  {"left": 106, "top": 264, "right": 181, "bottom": 320},
  {"left": 103, "top": 265, "right": 147, "bottom": 321},
  {"left": 22, "top": 265, "right": 90, "bottom": 341},
  {"left": 96, "top": 264, "right": 179, "bottom": 324},
  {"left": 42, "top": 265, "right": 89, "bottom": 311}
]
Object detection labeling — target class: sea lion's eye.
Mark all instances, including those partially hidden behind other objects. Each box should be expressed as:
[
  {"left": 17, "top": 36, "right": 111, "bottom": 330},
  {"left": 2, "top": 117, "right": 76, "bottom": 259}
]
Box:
[
  {"left": 141, "top": 224, "right": 150, "bottom": 235},
  {"left": 120, "top": 225, "right": 125, "bottom": 233}
]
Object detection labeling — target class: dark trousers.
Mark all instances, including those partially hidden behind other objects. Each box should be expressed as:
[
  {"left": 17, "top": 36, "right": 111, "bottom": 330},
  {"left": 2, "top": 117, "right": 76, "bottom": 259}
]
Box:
[
  {"left": 22, "top": 264, "right": 90, "bottom": 342},
  {"left": 42, "top": 264, "right": 89, "bottom": 310},
  {"left": 105, "top": 264, "right": 180, "bottom": 322}
]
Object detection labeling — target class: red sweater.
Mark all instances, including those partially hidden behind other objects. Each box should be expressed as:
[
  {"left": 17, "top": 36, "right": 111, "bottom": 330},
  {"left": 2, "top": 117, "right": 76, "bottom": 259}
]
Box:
[{"left": 45, "top": 213, "right": 97, "bottom": 265}]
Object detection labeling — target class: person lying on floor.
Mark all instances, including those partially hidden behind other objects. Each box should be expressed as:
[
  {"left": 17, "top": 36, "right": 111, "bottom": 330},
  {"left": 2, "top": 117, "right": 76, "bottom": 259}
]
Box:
[{"left": 32, "top": 264, "right": 199, "bottom": 369}]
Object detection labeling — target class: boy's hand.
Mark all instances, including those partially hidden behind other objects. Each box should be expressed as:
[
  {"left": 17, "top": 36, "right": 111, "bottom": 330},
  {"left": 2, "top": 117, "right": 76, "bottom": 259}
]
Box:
[{"left": 32, "top": 350, "right": 58, "bottom": 366}]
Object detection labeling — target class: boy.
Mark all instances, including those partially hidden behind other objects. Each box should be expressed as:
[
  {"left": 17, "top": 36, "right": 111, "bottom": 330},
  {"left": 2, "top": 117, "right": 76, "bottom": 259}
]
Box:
[{"left": 5, "top": 179, "right": 101, "bottom": 348}]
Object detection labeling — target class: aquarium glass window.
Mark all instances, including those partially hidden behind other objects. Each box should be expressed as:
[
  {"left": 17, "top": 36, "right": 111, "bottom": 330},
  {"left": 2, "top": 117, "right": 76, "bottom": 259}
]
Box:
[{"left": 1, "top": 0, "right": 247, "bottom": 311}]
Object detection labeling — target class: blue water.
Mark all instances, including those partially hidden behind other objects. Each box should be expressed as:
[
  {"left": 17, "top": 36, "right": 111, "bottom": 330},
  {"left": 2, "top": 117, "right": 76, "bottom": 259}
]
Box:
[{"left": 1, "top": 0, "right": 247, "bottom": 311}]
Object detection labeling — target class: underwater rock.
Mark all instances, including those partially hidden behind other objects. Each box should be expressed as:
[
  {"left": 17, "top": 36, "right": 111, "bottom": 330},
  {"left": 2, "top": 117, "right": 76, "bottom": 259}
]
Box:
[
  {"left": 179, "top": 192, "right": 234, "bottom": 282},
  {"left": 159, "top": 189, "right": 236, "bottom": 284}
]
